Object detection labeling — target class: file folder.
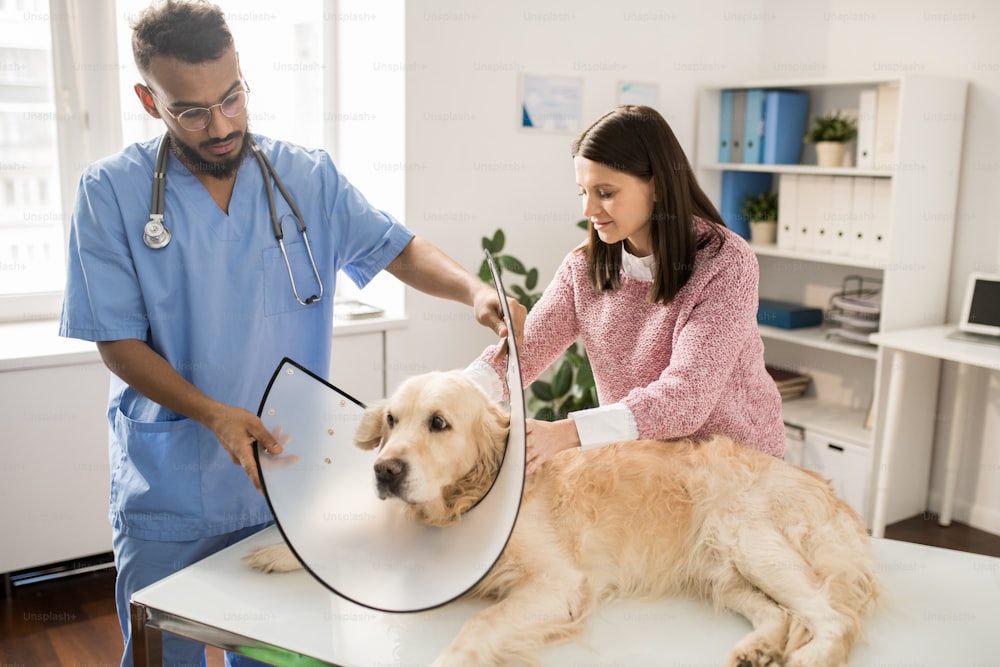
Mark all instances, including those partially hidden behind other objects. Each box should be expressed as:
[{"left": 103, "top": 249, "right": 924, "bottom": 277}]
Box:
[
  {"left": 849, "top": 177, "right": 874, "bottom": 258},
  {"left": 762, "top": 90, "right": 810, "bottom": 165},
  {"left": 811, "top": 175, "right": 836, "bottom": 254},
  {"left": 742, "top": 88, "right": 766, "bottom": 164},
  {"left": 794, "top": 175, "right": 823, "bottom": 253},
  {"left": 856, "top": 89, "right": 877, "bottom": 169},
  {"left": 720, "top": 170, "right": 772, "bottom": 240},
  {"left": 719, "top": 90, "right": 734, "bottom": 163},
  {"left": 777, "top": 174, "right": 798, "bottom": 250},
  {"left": 870, "top": 178, "right": 892, "bottom": 261},
  {"left": 874, "top": 82, "right": 900, "bottom": 170},
  {"left": 829, "top": 177, "right": 854, "bottom": 256},
  {"left": 730, "top": 90, "right": 746, "bottom": 163}
]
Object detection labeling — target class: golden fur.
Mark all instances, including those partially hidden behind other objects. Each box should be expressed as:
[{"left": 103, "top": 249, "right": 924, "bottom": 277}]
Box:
[{"left": 247, "top": 371, "right": 880, "bottom": 667}]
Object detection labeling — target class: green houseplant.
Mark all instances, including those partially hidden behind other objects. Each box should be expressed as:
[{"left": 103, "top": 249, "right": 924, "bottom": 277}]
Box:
[
  {"left": 740, "top": 191, "right": 779, "bottom": 245},
  {"left": 480, "top": 224, "right": 598, "bottom": 420},
  {"left": 804, "top": 110, "right": 858, "bottom": 167}
]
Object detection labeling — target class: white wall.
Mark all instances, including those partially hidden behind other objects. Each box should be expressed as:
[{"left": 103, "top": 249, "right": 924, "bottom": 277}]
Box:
[
  {"left": 393, "top": 0, "right": 1000, "bottom": 534},
  {"left": 394, "top": 0, "right": 764, "bottom": 387}
]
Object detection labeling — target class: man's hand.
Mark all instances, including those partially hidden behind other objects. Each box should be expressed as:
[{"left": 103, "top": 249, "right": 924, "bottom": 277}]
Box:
[
  {"left": 207, "top": 404, "right": 285, "bottom": 492},
  {"left": 474, "top": 285, "right": 526, "bottom": 362},
  {"left": 385, "top": 238, "right": 527, "bottom": 355}
]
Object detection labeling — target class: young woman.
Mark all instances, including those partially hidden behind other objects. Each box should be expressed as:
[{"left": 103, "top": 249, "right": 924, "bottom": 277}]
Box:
[{"left": 469, "top": 105, "right": 784, "bottom": 472}]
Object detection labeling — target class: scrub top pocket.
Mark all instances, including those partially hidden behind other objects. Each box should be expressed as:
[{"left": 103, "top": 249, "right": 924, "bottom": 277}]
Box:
[
  {"left": 262, "top": 240, "right": 323, "bottom": 317},
  {"left": 111, "top": 410, "right": 205, "bottom": 529}
]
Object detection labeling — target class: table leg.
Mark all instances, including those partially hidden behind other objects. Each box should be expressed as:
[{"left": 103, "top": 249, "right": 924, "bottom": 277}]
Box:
[
  {"left": 940, "top": 362, "right": 975, "bottom": 527},
  {"left": 872, "top": 349, "right": 908, "bottom": 538},
  {"left": 131, "top": 600, "right": 163, "bottom": 667}
]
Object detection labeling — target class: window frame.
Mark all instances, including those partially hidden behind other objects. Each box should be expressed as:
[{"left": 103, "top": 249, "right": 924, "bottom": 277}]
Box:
[{"left": 0, "top": 0, "right": 122, "bottom": 323}]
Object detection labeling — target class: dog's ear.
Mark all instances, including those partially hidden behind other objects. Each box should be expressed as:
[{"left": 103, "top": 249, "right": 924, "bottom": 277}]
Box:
[
  {"left": 480, "top": 400, "right": 511, "bottom": 455},
  {"left": 354, "top": 399, "right": 387, "bottom": 451}
]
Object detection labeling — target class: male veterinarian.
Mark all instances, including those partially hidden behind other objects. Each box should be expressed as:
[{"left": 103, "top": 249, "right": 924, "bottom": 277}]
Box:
[{"left": 58, "top": 1, "right": 515, "bottom": 665}]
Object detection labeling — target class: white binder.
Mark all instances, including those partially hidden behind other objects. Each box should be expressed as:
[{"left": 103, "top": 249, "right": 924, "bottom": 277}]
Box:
[
  {"left": 794, "top": 175, "right": 818, "bottom": 252},
  {"left": 849, "top": 177, "right": 874, "bottom": 259},
  {"left": 777, "top": 173, "right": 798, "bottom": 250},
  {"left": 830, "top": 177, "right": 855, "bottom": 256},
  {"left": 873, "top": 82, "right": 900, "bottom": 171},
  {"left": 811, "top": 175, "right": 836, "bottom": 254},
  {"left": 870, "top": 178, "right": 893, "bottom": 261},
  {"left": 856, "top": 89, "right": 877, "bottom": 169}
]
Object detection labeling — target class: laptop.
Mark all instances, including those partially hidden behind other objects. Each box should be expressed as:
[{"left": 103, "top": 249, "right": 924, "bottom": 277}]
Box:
[{"left": 949, "top": 272, "right": 1000, "bottom": 344}]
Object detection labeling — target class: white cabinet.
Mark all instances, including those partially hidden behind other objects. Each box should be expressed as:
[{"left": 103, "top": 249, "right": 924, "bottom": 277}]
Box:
[
  {"left": 696, "top": 76, "right": 967, "bottom": 528},
  {"left": 328, "top": 314, "right": 409, "bottom": 406},
  {"left": 1, "top": 357, "right": 112, "bottom": 574},
  {"left": 802, "top": 430, "right": 872, "bottom": 519},
  {"left": 330, "top": 330, "right": 385, "bottom": 406}
]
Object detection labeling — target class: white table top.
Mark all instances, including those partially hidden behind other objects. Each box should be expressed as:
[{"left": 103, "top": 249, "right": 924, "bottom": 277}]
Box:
[
  {"left": 133, "top": 525, "right": 1000, "bottom": 666},
  {"left": 871, "top": 324, "right": 1000, "bottom": 370}
]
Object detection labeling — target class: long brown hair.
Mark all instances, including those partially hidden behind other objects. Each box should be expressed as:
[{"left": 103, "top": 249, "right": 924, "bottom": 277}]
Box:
[{"left": 571, "top": 105, "right": 725, "bottom": 304}]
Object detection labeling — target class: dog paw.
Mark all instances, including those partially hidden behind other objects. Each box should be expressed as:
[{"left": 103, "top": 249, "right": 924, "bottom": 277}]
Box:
[
  {"left": 725, "top": 645, "right": 782, "bottom": 667},
  {"left": 243, "top": 543, "right": 302, "bottom": 573}
]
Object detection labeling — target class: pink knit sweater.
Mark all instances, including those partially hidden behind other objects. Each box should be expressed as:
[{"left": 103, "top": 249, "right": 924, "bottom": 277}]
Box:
[{"left": 486, "top": 221, "right": 785, "bottom": 457}]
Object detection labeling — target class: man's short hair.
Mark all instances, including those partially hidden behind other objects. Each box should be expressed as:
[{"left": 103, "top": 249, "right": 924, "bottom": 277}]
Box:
[{"left": 132, "top": 0, "right": 233, "bottom": 73}]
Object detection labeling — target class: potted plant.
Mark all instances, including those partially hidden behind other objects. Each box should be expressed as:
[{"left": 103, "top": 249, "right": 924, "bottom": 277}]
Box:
[
  {"left": 480, "top": 224, "right": 598, "bottom": 419},
  {"left": 804, "top": 110, "right": 858, "bottom": 167},
  {"left": 740, "top": 191, "right": 779, "bottom": 245}
]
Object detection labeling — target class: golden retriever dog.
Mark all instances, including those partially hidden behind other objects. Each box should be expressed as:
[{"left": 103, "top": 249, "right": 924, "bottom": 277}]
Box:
[{"left": 247, "top": 371, "right": 880, "bottom": 667}]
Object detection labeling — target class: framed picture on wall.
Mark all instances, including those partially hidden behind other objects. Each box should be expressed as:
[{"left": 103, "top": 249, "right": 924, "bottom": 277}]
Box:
[
  {"left": 618, "top": 81, "right": 660, "bottom": 109},
  {"left": 519, "top": 73, "right": 583, "bottom": 133}
]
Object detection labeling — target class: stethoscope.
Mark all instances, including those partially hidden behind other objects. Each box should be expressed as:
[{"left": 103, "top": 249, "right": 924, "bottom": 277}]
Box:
[{"left": 143, "top": 134, "right": 324, "bottom": 306}]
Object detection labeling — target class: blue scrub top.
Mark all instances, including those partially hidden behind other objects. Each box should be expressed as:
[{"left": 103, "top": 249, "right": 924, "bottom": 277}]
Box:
[{"left": 59, "top": 134, "right": 414, "bottom": 541}]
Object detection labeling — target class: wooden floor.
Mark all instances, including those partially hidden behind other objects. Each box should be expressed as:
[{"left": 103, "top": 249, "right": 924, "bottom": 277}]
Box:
[{"left": 2, "top": 515, "right": 998, "bottom": 666}]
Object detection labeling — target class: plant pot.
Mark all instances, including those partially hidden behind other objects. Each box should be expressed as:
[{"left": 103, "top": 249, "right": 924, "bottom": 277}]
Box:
[
  {"left": 750, "top": 220, "right": 778, "bottom": 245},
  {"left": 815, "top": 141, "right": 848, "bottom": 168}
]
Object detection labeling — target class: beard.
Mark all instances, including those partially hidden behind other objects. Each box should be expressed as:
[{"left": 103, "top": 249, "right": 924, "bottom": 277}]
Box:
[{"left": 168, "top": 127, "right": 252, "bottom": 180}]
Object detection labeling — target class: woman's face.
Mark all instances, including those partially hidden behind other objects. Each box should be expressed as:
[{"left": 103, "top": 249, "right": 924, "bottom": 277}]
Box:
[{"left": 574, "top": 156, "right": 656, "bottom": 257}]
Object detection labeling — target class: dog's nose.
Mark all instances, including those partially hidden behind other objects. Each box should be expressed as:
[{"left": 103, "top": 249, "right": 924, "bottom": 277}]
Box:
[{"left": 374, "top": 457, "right": 407, "bottom": 493}]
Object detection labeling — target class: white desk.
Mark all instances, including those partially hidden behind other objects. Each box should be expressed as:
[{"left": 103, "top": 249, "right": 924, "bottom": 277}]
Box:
[
  {"left": 130, "top": 525, "right": 1000, "bottom": 666},
  {"left": 870, "top": 324, "right": 1000, "bottom": 538}
]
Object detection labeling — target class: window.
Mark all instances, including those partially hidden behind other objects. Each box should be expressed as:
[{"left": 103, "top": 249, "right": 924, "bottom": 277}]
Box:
[
  {"left": 0, "top": 0, "right": 65, "bottom": 308},
  {"left": 1, "top": 0, "right": 405, "bottom": 322},
  {"left": 116, "top": 0, "right": 326, "bottom": 148}
]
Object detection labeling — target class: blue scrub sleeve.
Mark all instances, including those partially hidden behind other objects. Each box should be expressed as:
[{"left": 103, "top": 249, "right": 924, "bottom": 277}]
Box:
[
  {"left": 318, "top": 151, "right": 414, "bottom": 289},
  {"left": 60, "top": 169, "right": 150, "bottom": 343}
]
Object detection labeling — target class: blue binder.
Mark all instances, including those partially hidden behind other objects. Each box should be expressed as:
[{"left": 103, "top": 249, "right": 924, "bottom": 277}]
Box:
[
  {"left": 720, "top": 171, "right": 773, "bottom": 240},
  {"left": 742, "top": 89, "right": 766, "bottom": 164},
  {"left": 718, "top": 90, "right": 734, "bottom": 163},
  {"left": 730, "top": 90, "right": 746, "bottom": 163},
  {"left": 762, "top": 90, "right": 810, "bottom": 164}
]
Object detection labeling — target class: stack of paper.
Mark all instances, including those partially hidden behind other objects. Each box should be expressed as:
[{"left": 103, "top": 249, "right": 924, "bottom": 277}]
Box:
[
  {"left": 825, "top": 276, "right": 881, "bottom": 345},
  {"left": 766, "top": 366, "right": 812, "bottom": 401}
]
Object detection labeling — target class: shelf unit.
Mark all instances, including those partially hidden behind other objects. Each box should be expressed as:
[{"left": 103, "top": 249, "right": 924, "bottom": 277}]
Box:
[{"left": 695, "top": 75, "right": 968, "bottom": 527}]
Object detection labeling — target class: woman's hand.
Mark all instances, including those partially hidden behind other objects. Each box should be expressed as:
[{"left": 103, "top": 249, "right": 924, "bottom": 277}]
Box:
[{"left": 525, "top": 418, "right": 581, "bottom": 474}]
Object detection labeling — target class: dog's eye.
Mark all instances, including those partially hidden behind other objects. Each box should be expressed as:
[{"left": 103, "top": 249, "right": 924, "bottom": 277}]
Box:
[
  {"left": 429, "top": 415, "right": 449, "bottom": 432},
  {"left": 386, "top": 413, "right": 395, "bottom": 428}
]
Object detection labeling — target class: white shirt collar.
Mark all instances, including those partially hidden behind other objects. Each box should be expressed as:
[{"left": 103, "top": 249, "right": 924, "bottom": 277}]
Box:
[{"left": 621, "top": 246, "right": 656, "bottom": 281}]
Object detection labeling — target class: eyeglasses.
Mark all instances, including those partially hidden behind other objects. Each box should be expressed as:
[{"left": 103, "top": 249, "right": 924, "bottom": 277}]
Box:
[{"left": 146, "top": 82, "right": 251, "bottom": 132}]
